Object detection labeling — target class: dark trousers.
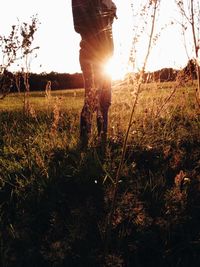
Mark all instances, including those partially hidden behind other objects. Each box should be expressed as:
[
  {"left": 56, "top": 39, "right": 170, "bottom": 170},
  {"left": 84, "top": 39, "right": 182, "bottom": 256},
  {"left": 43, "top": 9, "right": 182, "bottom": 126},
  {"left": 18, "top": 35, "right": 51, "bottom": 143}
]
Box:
[{"left": 79, "top": 31, "right": 113, "bottom": 147}]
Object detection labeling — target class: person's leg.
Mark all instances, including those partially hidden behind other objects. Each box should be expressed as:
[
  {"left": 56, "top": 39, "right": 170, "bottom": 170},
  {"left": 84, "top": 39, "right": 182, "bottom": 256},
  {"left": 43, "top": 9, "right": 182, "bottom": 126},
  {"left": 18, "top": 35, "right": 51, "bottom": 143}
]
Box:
[
  {"left": 92, "top": 63, "right": 103, "bottom": 138},
  {"left": 99, "top": 74, "right": 112, "bottom": 143},
  {"left": 93, "top": 62, "right": 111, "bottom": 144},
  {"left": 79, "top": 39, "right": 95, "bottom": 148},
  {"left": 94, "top": 30, "right": 113, "bottom": 144}
]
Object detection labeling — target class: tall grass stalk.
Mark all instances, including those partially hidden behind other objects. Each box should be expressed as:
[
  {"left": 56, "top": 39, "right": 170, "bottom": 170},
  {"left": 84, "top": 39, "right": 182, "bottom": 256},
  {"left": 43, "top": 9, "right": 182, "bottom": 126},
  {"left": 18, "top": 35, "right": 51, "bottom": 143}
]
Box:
[
  {"left": 104, "top": 0, "right": 160, "bottom": 252},
  {"left": 190, "top": 0, "right": 200, "bottom": 100}
]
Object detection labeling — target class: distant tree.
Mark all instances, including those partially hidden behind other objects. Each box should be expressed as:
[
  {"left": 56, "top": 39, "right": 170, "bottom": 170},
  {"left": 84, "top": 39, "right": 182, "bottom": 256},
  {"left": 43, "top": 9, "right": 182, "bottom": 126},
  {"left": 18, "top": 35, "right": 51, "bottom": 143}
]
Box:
[
  {"left": 144, "top": 68, "right": 177, "bottom": 83},
  {"left": 184, "top": 59, "right": 197, "bottom": 80},
  {"left": 176, "top": 0, "right": 200, "bottom": 99},
  {"left": 159, "top": 68, "right": 178, "bottom": 82},
  {"left": 27, "top": 72, "right": 83, "bottom": 91}
]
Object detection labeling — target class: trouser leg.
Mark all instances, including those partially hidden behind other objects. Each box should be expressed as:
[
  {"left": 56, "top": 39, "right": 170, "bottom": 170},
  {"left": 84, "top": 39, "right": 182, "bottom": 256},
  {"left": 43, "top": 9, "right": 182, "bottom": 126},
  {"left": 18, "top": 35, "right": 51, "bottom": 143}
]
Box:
[
  {"left": 97, "top": 107, "right": 109, "bottom": 143},
  {"left": 80, "top": 66, "right": 94, "bottom": 145},
  {"left": 79, "top": 35, "right": 113, "bottom": 148},
  {"left": 79, "top": 41, "right": 95, "bottom": 148},
  {"left": 96, "top": 30, "right": 113, "bottom": 142},
  {"left": 80, "top": 100, "right": 93, "bottom": 148},
  {"left": 96, "top": 71, "right": 112, "bottom": 142},
  {"left": 80, "top": 40, "right": 101, "bottom": 146}
]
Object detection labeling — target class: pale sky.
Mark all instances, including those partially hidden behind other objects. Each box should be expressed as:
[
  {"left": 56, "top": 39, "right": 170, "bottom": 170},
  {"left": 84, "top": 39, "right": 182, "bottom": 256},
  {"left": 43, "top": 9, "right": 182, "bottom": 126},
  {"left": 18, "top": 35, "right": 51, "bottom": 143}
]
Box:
[{"left": 0, "top": 0, "right": 196, "bottom": 79}]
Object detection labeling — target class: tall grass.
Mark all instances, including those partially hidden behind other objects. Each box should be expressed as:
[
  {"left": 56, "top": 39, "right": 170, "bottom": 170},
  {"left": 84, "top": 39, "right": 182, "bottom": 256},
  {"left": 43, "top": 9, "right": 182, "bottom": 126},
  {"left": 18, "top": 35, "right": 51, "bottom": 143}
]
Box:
[{"left": 0, "top": 82, "right": 200, "bottom": 266}]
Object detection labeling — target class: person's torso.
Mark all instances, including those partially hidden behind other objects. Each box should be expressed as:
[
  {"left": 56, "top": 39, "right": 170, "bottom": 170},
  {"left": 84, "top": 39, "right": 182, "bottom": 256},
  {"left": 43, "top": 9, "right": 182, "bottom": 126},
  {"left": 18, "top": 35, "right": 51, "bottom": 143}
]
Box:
[{"left": 72, "top": 0, "right": 115, "bottom": 36}]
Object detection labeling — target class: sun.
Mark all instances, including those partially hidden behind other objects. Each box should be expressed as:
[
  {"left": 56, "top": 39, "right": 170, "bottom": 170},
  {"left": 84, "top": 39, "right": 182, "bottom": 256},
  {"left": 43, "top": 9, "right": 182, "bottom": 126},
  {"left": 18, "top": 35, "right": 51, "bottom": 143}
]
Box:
[{"left": 104, "top": 57, "right": 127, "bottom": 80}]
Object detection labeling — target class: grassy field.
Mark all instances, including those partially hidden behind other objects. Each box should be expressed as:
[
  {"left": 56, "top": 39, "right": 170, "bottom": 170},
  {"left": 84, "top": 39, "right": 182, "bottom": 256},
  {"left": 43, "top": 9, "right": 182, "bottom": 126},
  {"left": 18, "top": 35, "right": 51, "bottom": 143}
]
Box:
[{"left": 0, "top": 81, "right": 200, "bottom": 267}]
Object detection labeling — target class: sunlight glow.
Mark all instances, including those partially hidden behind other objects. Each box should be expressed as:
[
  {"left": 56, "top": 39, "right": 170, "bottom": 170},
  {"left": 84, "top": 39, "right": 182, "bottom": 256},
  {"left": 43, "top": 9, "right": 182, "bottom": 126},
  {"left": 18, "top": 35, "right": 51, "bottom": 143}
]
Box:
[{"left": 104, "top": 57, "right": 127, "bottom": 80}]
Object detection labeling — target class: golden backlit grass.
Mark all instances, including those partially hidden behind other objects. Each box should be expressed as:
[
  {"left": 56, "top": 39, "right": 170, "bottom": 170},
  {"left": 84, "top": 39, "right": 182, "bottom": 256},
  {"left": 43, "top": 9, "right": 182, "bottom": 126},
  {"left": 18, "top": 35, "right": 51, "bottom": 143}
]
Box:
[{"left": 0, "top": 81, "right": 200, "bottom": 267}]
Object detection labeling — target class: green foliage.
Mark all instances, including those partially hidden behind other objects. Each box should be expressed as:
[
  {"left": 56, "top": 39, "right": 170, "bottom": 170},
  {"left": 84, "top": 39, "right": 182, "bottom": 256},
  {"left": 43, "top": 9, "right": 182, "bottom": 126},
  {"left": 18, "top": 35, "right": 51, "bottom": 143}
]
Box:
[{"left": 0, "top": 84, "right": 200, "bottom": 266}]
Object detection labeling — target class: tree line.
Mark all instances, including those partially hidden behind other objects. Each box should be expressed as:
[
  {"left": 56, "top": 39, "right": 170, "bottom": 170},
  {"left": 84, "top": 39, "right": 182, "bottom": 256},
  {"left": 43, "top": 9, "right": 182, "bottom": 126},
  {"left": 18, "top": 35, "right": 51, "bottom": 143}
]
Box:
[
  {"left": 127, "top": 59, "right": 197, "bottom": 84},
  {"left": 13, "top": 72, "right": 84, "bottom": 92},
  {"left": 144, "top": 60, "right": 197, "bottom": 83},
  {"left": 0, "top": 59, "right": 197, "bottom": 96}
]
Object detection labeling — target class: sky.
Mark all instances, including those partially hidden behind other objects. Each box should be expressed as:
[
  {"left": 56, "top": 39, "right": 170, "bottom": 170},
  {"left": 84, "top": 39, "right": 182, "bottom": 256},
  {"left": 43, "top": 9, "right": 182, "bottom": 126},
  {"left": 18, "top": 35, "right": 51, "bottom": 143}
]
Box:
[{"left": 0, "top": 0, "right": 196, "bottom": 79}]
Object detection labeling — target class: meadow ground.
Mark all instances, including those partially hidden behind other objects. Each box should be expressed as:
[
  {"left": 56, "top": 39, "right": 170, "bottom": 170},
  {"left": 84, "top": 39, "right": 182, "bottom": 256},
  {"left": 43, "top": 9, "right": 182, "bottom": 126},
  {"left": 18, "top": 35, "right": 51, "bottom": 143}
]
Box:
[{"left": 0, "top": 81, "right": 200, "bottom": 266}]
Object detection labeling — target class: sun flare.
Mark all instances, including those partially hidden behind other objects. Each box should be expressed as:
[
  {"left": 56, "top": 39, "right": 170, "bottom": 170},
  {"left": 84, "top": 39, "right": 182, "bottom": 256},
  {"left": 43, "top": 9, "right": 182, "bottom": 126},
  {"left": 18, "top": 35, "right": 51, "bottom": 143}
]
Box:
[{"left": 104, "top": 57, "right": 127, "bottom": 80}]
